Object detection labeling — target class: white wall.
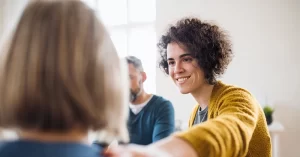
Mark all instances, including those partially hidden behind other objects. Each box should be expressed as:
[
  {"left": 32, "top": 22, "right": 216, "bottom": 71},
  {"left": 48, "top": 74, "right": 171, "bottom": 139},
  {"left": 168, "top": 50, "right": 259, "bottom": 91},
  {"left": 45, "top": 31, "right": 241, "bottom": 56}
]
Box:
[
  {"left": 156, "top": 0, "right": 300, "bottom": 157},
  {"left": 0, "top": 0, "right": 28, "bottom": 41},
  {"left": 0, "top": 1, "right": 3, "bottom": 38}
]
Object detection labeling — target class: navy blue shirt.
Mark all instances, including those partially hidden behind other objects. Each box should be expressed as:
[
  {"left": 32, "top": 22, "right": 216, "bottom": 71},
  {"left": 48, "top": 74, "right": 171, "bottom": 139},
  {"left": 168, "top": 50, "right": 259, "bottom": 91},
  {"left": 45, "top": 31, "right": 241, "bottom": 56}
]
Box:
[
  {"left": 127, "top": 95, "right": 175, "bottom": 145},
  {"left": 0, "top": 140, "right": 103, "bottom": 157}
]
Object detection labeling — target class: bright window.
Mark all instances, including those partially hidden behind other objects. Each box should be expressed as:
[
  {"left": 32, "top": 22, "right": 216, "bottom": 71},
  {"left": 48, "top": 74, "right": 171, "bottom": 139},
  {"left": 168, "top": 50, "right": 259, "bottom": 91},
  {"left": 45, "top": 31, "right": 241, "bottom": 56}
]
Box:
[{"left": 82, "top": 0, "right": 156, "bottom": 94}]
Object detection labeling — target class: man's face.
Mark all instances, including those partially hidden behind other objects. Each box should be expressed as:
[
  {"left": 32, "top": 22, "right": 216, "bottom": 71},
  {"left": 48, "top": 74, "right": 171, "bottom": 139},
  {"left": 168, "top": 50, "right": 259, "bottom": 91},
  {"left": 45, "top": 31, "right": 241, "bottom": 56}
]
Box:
[{"left": 128, "top": 64, "right": 143, "bottom": 102}]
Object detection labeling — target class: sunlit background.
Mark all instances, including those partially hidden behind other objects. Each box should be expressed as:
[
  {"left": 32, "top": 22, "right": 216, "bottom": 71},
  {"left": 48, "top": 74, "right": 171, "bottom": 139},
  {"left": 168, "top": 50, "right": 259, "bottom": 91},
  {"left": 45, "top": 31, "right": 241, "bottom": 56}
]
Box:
[{"left": 82, "top": 0, "right": 157, "bottom": 94}]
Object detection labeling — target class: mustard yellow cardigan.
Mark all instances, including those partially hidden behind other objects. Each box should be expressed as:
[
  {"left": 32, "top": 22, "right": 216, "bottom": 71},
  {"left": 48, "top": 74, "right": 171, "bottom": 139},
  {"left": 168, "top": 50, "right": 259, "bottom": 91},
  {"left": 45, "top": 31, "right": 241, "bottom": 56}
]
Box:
[{"left": 174, "top": 81, "right": 272, "bottom": 157}]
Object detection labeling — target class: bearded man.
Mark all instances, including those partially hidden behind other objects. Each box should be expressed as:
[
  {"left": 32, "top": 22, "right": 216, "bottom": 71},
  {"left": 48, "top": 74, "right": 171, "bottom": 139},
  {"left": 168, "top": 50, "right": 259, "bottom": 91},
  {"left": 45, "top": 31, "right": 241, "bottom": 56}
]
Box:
[{"left": 126, "top": 56, "right": 175, "bottom": 145}]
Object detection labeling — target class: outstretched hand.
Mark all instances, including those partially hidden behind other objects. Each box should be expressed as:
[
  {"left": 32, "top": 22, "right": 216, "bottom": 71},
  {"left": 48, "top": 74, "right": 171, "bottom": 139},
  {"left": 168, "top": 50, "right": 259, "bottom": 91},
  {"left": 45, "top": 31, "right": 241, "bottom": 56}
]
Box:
[
  {"left": 103, "top": 144, "right": 171, "bottom": 157},
  {"left": 103, "top": 136, "right": 197, "bottom": 157}
]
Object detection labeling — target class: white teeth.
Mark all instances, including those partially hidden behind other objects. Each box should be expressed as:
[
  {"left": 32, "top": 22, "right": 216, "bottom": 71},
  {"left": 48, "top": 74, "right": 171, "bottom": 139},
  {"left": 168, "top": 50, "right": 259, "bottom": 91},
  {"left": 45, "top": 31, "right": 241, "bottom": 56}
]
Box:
[{"left": 177, "top": 77, "right": 189, "bottom": 83}]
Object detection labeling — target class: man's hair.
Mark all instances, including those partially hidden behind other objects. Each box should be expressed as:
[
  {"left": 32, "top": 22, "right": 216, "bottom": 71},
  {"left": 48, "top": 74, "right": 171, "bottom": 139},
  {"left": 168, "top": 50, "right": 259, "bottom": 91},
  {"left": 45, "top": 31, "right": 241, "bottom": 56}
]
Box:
[
  {"left": 126, "top": 56, "right": 144, "bottom": 72},
  {"left": 0, "top": 1, "right": 129, "bottom": 142},
  {"left": 157, "top": 17, "right": 233, "bottom": 84}
]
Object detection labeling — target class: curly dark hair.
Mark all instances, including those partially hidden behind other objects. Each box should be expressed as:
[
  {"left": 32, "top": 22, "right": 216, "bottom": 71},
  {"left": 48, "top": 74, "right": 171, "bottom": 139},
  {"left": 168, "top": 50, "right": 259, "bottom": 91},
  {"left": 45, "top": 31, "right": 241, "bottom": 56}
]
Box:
[{"left": 157, "top": 17, "right": 233, "bottom": 85}]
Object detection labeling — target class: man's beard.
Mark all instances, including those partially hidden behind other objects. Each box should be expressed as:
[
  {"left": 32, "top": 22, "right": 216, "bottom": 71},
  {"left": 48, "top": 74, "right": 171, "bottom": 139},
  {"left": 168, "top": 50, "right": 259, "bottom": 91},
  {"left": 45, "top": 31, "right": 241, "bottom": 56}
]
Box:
[{"left": 130, "top": 87, "right": 141, "bottom": 103}]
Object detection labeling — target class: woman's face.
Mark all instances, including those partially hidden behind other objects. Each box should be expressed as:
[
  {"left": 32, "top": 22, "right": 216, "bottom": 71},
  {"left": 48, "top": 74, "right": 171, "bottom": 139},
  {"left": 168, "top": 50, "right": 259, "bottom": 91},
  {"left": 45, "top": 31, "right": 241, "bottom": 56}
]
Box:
[{"left": 167, "top": 42, "right": 206, "bottom": 94}]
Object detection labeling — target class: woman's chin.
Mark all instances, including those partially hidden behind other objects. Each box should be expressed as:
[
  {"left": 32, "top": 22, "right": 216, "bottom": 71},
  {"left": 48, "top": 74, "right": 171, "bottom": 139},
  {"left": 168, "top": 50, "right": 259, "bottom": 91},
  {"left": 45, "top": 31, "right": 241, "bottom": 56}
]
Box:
[{"left": 178, "top": 88, "right": 190, "bottom": 94}]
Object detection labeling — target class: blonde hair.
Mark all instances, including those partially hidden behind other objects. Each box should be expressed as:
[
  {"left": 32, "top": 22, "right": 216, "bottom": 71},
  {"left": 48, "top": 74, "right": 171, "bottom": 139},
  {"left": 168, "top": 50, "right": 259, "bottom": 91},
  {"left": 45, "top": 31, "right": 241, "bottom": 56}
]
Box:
[{"left": 0, "top": 1, "right": 129, "bottom": 142}]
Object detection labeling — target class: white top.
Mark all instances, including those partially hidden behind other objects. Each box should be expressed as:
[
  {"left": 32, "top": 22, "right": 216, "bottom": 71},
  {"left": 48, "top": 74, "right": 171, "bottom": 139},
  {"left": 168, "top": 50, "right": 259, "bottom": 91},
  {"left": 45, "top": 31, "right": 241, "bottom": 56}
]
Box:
[{"left": 129, "top": 95, "right": 153, "bottom": 115}]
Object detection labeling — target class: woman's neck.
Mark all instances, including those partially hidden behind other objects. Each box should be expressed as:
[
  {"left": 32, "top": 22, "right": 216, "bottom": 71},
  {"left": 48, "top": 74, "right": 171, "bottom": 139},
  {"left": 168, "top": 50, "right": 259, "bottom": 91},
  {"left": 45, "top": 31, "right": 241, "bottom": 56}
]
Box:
[
  {"left": 19, "top": 128, "right": 89, "bottom": 144},
  {"left": 191, "top": 83, "right": 214, "bottom": 109}
]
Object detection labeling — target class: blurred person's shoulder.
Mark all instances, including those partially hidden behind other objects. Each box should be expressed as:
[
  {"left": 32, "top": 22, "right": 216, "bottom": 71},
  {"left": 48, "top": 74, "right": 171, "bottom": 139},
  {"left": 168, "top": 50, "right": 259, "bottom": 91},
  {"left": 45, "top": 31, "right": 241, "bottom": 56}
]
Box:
[
  {"left": 0, "top": 140, "right": 19, "bottom": 156},
  {"left": 0, "top": 140, "right": 104, "bottom": 157}
]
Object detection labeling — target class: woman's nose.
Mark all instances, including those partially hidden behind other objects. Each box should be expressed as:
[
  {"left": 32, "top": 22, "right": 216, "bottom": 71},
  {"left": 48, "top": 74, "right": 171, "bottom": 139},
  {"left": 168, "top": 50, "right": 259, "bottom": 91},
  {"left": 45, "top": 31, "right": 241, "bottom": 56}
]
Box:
[{"left": 174, "top": 63, "right": 184, "bottom": 74}]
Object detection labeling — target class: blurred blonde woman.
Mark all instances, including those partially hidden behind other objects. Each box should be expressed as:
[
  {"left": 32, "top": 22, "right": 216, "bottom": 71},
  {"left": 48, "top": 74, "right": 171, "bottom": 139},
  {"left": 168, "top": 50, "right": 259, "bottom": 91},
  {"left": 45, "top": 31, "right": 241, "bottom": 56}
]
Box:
[{"left": 0, "top": 1, "right": 129, "bottom": 157}]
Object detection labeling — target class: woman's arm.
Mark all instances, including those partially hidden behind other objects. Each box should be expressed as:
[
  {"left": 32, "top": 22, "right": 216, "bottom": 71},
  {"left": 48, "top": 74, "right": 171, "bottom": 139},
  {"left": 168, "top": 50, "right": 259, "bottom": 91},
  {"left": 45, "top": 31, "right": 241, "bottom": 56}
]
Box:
[
  {"left": 173, "top": 88, "right": 260, "bottom": 157},
  {"left": 104, "top": 136, "right": 197, "bottom": 157}
]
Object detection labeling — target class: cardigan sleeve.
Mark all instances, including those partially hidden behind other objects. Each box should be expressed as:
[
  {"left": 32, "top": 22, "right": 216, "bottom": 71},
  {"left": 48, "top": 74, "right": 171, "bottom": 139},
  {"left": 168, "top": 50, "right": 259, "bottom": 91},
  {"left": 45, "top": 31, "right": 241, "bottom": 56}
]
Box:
[{"left": 174, "top": 88, "right": 260, "bottom": 157}]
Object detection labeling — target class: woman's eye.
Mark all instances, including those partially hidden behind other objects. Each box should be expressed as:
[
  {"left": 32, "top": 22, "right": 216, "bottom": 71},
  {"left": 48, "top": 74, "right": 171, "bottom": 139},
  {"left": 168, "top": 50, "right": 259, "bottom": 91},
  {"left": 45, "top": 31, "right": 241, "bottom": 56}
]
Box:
[
  {"left": 168, "top": 61, "right": 175, "bottom": 66},
  {"left": 183, "top": 57, "right": 193, "bottom": 62}
]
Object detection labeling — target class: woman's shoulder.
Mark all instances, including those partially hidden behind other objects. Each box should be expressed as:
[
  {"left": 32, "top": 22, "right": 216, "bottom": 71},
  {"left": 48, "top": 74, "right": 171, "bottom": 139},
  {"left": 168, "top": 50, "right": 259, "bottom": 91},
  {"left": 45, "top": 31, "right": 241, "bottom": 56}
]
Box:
[
  {"left": 211, "top": 81, "right": 260, "bottom": 110},
  {"left": 213, "top": 81, "right": 254, "bottom": 100}
]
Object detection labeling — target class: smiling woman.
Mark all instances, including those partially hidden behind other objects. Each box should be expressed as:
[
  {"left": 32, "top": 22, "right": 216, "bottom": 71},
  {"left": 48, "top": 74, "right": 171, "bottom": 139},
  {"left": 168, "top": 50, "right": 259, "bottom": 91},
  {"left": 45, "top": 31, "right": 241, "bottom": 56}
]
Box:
[
  {"left": 154, "top": 17, "right": 271, "bottom": 157},
  {"left": 104, "top": 17, "right": 272, "bottom": 157}
]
